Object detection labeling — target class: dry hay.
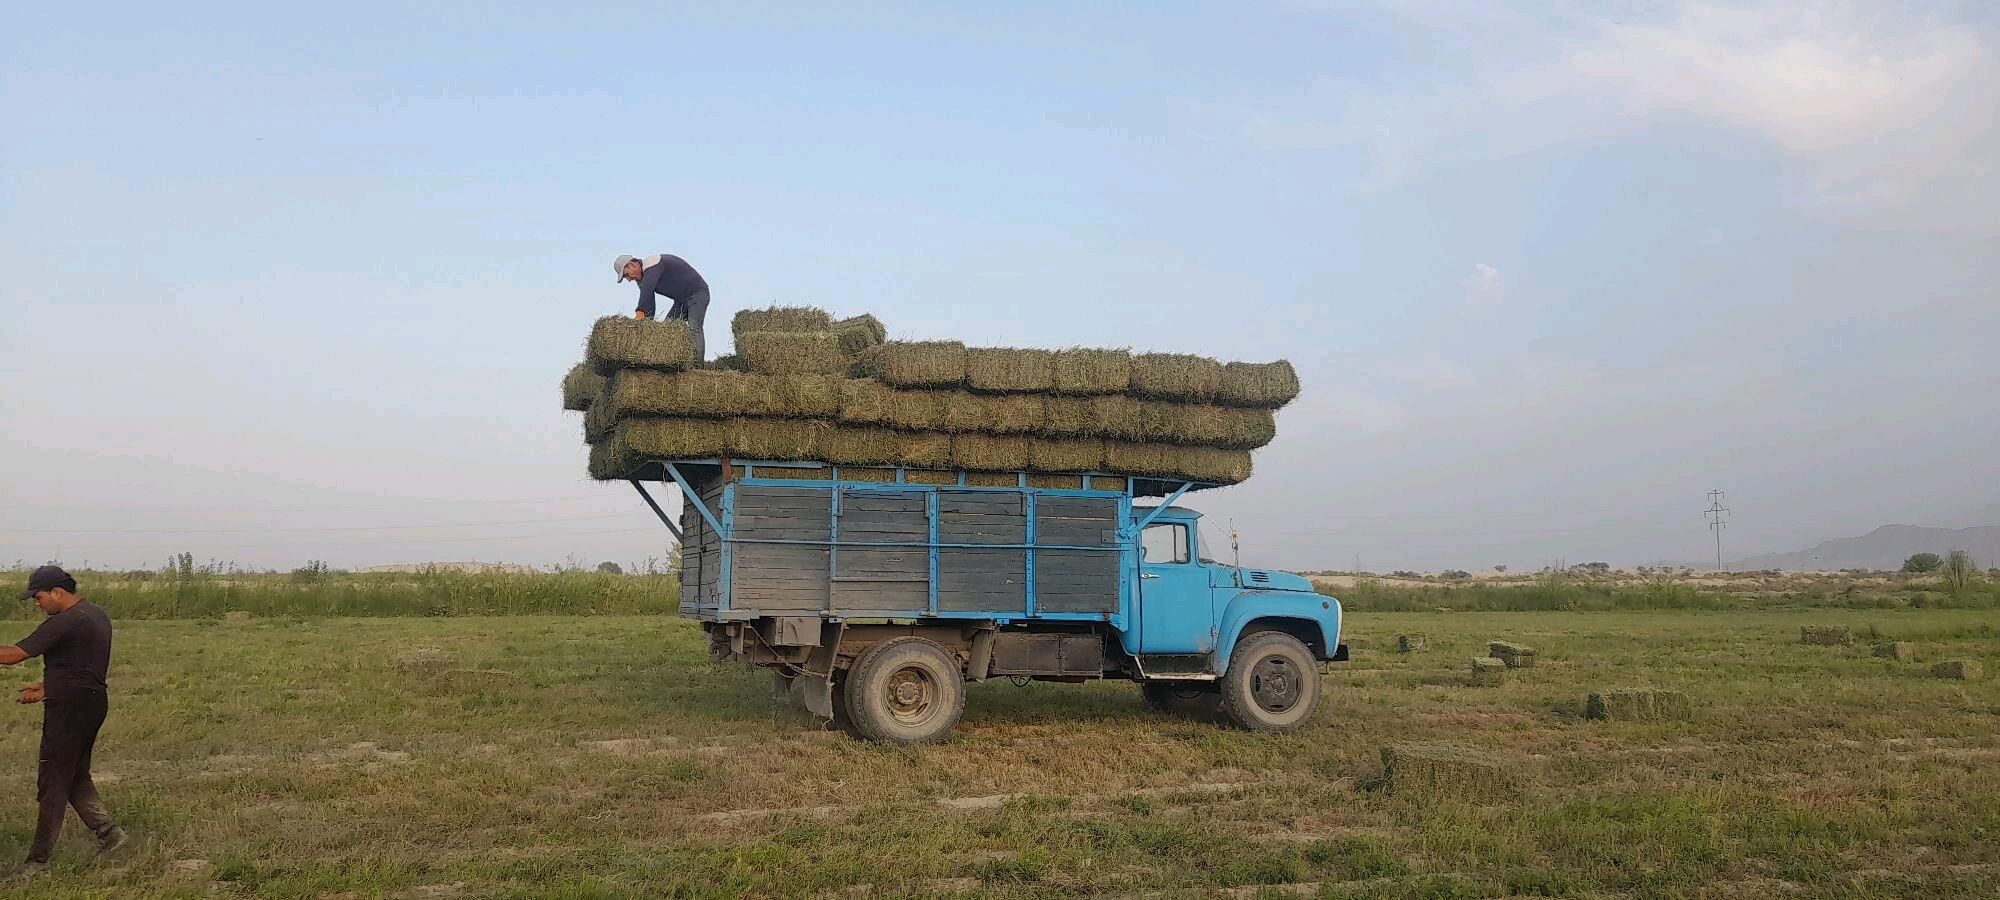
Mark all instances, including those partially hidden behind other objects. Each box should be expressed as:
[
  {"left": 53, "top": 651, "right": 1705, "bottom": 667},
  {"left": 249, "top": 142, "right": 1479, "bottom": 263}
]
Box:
[
  {"left": 824, "top": 427, "right": 951, "bottom": 469},
  {"left": 838, "top": 379, "right": 949, "bottom": 431},
  {"left": 737, "top": 331, "right": 850, "bottom": 376},
  {"left": 1027, "top": 438, "right": 1106, "bottom": 473},
  {"left": 904, "top": 469, "right": 960, "bottom": 486},
  {"left": 562, "top": 363, "right": 605, "bottom": 411},
  {"left": 1216, "top": 361, "right": 1301, "bottom": 408},
  {"left": 1487, "top": 641, "right": 1537, "bottom": 669},
  {"left": 860, "top": 341, "right": 966, "bottom": 388},
  {"left": 965, "top": 348, "right": 1055, "bottom": 393},
  {"left": 587, "top": 316, "right": 696, "bottom": 373},
  {"left": 952, "top": 434, "right": 1033, "bottom": 471},
  {"left": 731, "top": 463, "right": 831, "bottom": 481},
  {"left": 1042, "top": 396, "right": 1118, "bottom": 437},
  {"left": 1379, "top": 743, "right": 1509, "bottom": 797},
  {"left": 606, "top": 370, "right": 840, "bottom": 420},
  {"left": 392, "top": 647, "right": 456, "bottom": 674},
  {"left": 1027, "top": 474, "right": 1086, "bottom": 490},
  {"left": 1104, "top": 442, "right": 1253, "bottom": 485},
  {"left": 963, "top": 472, "right": 1023, "bottom": 488},
  {"left": 1397, "top": 634, "right": 1429, "bottom": 653},
  {"left": 617, "top": 418, "right": 732, "bottom": 460},
  {"left": 1932, "top": 660, "right": 1982, "bottom": 680},
  {"left": 1128, "top": 353, "right": 1223, "bottom": 402},
  {"left": 1469, "top": 657, "right": 1507, "bottom": 684},
  {"left": 732, "top": 306, "right": 832, "bottom": 339},
  {"left": 837, "top": 466, "right": 900, "bottom": 484},
  {"left": 1873, "top": 642, "right": 1918, "bottom": 661},
  {"left": 1586, "top": 688, "right": 1692, "bottom": 721},
  {"left": 583, "top": 398, "right": 617, "bottom": 443},
  {"left": 1800, "top": 625, "right": 1853, "bottom": 646},
  {"left": 1088, "top": 475, "right": 1126, "bottom": 492},
  {"left": 941, "top": 392, "right": 1045, "bottom": 435},
  {"left": 1051, "top": 348, "right": 1131, "bottom": 395},
  {"left": 831, "top": 314, "right": 887, "bottom": 355},
  {"left": 727, "top": 418, "right": 832, "bottom": 460},
  {"left": 706, "top": 353, "right": 750, "bottom": 372},
  {"left": 1039, "top": 396, "right": 1274, "bottom": 449},
  {"left": 588, "top": 438, "right": 635, "bottom": 481}
]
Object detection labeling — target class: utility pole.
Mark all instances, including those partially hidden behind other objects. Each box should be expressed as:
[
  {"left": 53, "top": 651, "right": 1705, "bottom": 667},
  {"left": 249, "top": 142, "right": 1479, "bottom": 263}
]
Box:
[{"left": 1704, "top": 489, "right": 1730, "bottom": 572}]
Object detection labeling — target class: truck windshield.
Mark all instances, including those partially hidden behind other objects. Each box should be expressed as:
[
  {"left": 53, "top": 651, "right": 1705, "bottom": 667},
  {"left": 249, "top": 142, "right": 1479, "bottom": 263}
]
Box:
[{"left": 1196, "top": 517, "right": 1231, "bottom": 565}]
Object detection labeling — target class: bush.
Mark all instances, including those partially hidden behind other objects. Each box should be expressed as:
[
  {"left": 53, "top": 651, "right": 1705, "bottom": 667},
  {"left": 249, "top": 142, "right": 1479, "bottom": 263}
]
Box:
[{"left": 1903, "top": 553, "right": 1943, "bottom": 573}]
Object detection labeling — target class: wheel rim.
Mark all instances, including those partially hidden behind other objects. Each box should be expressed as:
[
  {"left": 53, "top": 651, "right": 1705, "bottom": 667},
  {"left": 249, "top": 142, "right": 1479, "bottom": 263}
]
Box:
[
  {"left": 1250, "top": 655, "right": 1302, "bottom": 713},
  {"left": 883, "top": 665, "right": 938, "bottom": 725}
]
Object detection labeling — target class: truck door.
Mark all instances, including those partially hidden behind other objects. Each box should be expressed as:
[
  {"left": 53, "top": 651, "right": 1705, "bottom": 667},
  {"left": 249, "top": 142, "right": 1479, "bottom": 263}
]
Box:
[{"left": 1137, "top": 520, "right": 1215, "bottom": 653}]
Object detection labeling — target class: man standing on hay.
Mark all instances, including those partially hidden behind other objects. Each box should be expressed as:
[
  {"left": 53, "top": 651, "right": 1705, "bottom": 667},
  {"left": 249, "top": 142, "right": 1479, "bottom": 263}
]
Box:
[
  {"left": 615, "top": 253, "right": 711, "bottom": 361},
  {"left": 2, "top": 567, "right": 128, "bottom": 875}
]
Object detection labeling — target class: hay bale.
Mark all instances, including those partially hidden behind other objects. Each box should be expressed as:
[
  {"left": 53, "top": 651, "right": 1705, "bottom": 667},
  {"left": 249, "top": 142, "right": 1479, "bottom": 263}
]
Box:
[
  {"left": 1873, "top": 641, "right": 1917, "bottom": 662},
  {"left": 1800, "top": 625, "right": 1853, "bottom": 646},
  {"left": 1128, "top": 353, "right": 1223, "bottom": 402},
  {"left": 606, "top": 370, "right": 840, "bottom": 420},
  {"left": 965, "top": 348, "right": 1056, "bottom": 393},
  {"left": 952, "top": 434, "right": 1032, "bottom": 471},
  {"left": 1585, "top": 688, "right": 1690, "bottom": 720},
  {"left": 1397, "top": 634, "right": 1428, "bottom": 653},
  {"left": 1487, "top": 641, "right": 1537, "bottom": 669},
  {"left": 1650, "top": 690, "right": 1693, "bottom": 720},
  {"left": 1051, "top": 348, "right": 1131, "bottom": 395},
  {"left": 732, "top": 306, "right": 832, "bottom": 339},
  {"left": 1027, "top": 474, "right": 1086, "bottom": 490},
  {"left": 1113, "top": 399, "right": 1276, "bottom": 449},
  {"left": 706, "top": 353, "right": 750, "bottom": 372},
  {"left": 562, "top": 363, "right": 606, "bottom": 411},
  {"left": 1469, "top": 657, "right": 1507, "bottom": 685},
  {"left": 1932, "top": 660, "right": 1983, "bottom": 680},
  {"left": 941, "top": 393, "right": 1045, "bottom": 435},
  {"left": 838, "top": 466, "right": 900, "bottom": 483},
  {"left": 964, "top": 472, "right": 1022, "bottom": 488},
  {"left": 1087, "top": 475, "right": 1126, "bottom": 492},
  {"left": 830, "top": 314, "right": 887, "bottom": 355},
  {"left": 587, "top": 438, "right": 634, "bottom": 481},
  {"left": 583, "top": 398, "right": 617, "bottom": 442},
  {"left": 1027, "top": 438, "right": 1106, "bottom": 473},
  {"left": 587, "top": 316, "right": 696, "bottom": 373},
  {"left": 1216, "top": 361, "right": 1301, "bottom": 408},
  {"left": 618, "top": 418, "right": 732, "bottom": 460},
  {"left": 737, "top": 331, "right": 850, "bottom": 376},
  {"left": 904, "top": 469, "right": 960, "bottom": 486},
  {"left": 727, "top": 418, "right": 831, "bottom": 460},
  {"left": 1043, "top": 396, "right": 1117, "bottom": 437},
  {"left": 861, "top": 341, "right": 966, "bottom": 388},
  {"left": 823, "top": 427, "right": 949, "bottom": 468},
  {"left": 1379, "top": 743, "right": 1509, "bottom": 797},
  {"left": 1104, "top": 443, "right": 1254, "bottom": 485},
  {"left": 837, "top": 379, "right": 947, "bottom": 431},
  {"left": 393, "top": 647, "right": 455, "bottom": 673}
]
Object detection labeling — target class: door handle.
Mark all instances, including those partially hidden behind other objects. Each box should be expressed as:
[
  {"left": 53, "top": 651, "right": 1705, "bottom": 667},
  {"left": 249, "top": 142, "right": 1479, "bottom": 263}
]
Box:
[{"left": 1141, "top": 573, "right": 1159, "bottom": 580}]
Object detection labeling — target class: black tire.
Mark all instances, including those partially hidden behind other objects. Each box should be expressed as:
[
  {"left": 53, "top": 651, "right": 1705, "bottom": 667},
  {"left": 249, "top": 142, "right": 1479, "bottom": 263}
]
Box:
[
  {"left": 1140, "top": 682, "right": 1221, "bottom": 718},
  {"left": 1218, "top": 631, "right": 1321, "bottom": 733},
  {"left": 842, "top": 637, "right": 966, "bottom": 744}
]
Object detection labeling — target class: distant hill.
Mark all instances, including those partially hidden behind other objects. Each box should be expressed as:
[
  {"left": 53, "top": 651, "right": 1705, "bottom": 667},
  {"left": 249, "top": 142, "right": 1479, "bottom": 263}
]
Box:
[{"left": 1729, "top": 525, "right": 2000, "bottom": 572}]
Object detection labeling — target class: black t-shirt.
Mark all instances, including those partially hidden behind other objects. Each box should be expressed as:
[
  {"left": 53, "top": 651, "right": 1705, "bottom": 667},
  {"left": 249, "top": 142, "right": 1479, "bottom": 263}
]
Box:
[
  {"left": 635, "top": 254, "right": 709, "bottom": 318},
  {"left": 17, "top": 600, "right": 112, "bottom": 699}
]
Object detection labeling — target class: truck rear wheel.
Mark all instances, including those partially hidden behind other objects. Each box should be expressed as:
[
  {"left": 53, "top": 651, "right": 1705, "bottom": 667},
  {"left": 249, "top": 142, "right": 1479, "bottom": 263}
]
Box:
[
  {"left": 1141, "top": 683, "right": 1220, "bottom": 719},
  {"left": 842, "top": 637, "right": 966, "bottom": 744},
  {"left": 1218, "top": 631, "right": 1321, "bottom": 733}
]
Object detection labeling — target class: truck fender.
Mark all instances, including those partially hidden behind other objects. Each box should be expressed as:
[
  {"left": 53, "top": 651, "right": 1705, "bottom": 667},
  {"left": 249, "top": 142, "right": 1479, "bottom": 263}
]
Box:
[{"left": 1214, "top": 591, "right": 1344, "bottom": 675}]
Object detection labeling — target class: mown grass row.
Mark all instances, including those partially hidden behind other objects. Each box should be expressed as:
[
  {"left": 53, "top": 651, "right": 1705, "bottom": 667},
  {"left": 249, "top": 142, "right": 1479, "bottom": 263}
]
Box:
[
  {"left": 0, "top": 569, "right": 682, "bottom": 619},
  {"left": 1318, "top": 575, "right": 2000, "bottom": 612}
]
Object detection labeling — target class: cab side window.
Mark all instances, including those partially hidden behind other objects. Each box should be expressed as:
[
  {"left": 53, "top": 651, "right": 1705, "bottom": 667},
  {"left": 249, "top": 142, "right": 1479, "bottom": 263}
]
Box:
[{"left": 1141, "top": 523, "right": 1190, "bottom": 564}]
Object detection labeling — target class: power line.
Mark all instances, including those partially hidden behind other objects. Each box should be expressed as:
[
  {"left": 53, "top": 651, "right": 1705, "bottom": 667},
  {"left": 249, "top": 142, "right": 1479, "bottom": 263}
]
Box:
[{"left": 1704, "top": 488, "right": 1730, "bottom": 572}]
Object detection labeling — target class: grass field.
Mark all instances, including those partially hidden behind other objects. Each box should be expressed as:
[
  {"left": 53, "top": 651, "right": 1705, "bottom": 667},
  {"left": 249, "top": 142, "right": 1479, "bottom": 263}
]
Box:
[{"left": 0, "top": 607, "right": 1993, "bottom": 898}]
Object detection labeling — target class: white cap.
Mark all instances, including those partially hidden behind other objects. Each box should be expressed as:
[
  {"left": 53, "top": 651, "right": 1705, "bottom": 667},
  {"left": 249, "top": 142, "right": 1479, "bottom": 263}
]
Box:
[{"left": 614, "top": 255, "right": 637, "bottom": 282}]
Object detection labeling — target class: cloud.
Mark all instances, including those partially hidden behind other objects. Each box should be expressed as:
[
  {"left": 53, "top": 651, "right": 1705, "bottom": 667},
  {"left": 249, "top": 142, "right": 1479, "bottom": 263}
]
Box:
[{"left": 1462, "top": 263, "right": 1504, "bottom": 305}]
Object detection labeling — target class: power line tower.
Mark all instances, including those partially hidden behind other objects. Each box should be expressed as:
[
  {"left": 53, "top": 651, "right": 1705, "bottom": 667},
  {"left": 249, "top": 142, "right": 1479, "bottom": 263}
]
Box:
[{"left": 1704, "top": 489, "right": 1730, "bottom": 572}]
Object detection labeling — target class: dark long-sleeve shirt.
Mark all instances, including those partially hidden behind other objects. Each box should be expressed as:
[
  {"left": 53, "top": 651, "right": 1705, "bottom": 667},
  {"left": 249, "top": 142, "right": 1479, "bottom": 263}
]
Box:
[{"left": 635, "top": 254, "right": 709, "bottom": 319}]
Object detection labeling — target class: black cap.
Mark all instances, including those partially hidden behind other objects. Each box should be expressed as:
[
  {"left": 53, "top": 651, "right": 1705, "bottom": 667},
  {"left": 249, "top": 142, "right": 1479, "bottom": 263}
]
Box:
[{"left": 19, "top": 566, "right": 74, "bottom": 602}]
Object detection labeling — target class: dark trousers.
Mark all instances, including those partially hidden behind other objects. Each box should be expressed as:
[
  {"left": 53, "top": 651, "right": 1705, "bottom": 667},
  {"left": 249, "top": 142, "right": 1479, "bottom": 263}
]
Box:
[
  {"left": 666, "top": 288, "right": 711, "bottom": 361},
  {"left": 28, "top": 691, "right": 115, "bottom": 863}
]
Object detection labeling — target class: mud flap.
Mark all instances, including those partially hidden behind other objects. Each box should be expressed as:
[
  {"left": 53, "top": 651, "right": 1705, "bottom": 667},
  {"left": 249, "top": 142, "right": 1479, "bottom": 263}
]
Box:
[{"left": 800, "top": 622, "right": 846, "bottom": 719}]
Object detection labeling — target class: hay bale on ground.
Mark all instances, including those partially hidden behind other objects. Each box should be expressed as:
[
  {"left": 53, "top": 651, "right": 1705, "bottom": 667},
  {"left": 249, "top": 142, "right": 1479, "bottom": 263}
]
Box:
[
  {"left": 732, "top": 306, "right": 832, "bottom": 339},
  {"left": 606, "top": 370, "right": 840, "bottom": 420},
  {"left": 562, "top": 363, "right": 606, "bottom": 411},
  {"left": 1052, "top": 348, "right": 1130, "bottom": 395},
  {"left": 1488, "top": 641, "right": 1537, "bottom": 669},
  {"left": 861, "top": 341, "right": 966, "bottom": 388},
  {"left": 617, "top": 418, "right": 733, "bottom": 461},
  {"left": 728, "top": 418, "right": 832, "bottom": 460},
  {"left": 941, "top": 393, "right": 1045, "bottom": 435},
  {"left": 1216, "top": 361, "right": 1301, "bottom": 408},
  {"left": 1800, "top": 625, "right": 1853, "bottom": 646},
  {"left": 1873, "top": 642, "right": 1917, "bottom": 662},
  {"left": 838, "top": 379, "right": 950, "bottom": 431},
  {"left": 1380, "top": 743, "right": 1509, "bottom": 797},
  {"left": 1129, "top": 353, "right": 1223, "bottom": 402},
  {"left": 1650, "top": 690, "right": 1693, "bottom": 720},
  {"left": 965, "top": 348, "right": 1055, "bottom": 393},
  {"left": 1586, "top": 688, "right": 1691, "bottom": 721},
  {"left": 393, "top": 647, "right": 455, "bottom": 674},
  {"left": 737, "top": 331, "right": 850, "bottom": 376},
  {"left": 1397, "top": 634, "right": 1428, "bottom": 653},
  {"left": 1932, "top": 660, "right": 1983, "bottom": 680},
  {"left": 587, "top": 317, "right": 696, "bottom": 373},
  {"left": 830, "top": 314, "right": 887, "bottom": 356},
  {"left": 953, "top": 434, "right": 1032, "bottom": 471},
  {"left": 1027, "top": 438, "right": 1105, "bottom": 473},
  {"left": 1469, "top": 657, "right": 1507, "bottom": 685}
]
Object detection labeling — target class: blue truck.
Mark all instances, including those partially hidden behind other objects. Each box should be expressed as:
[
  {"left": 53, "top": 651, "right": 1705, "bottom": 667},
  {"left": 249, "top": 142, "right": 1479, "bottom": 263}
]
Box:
[{"left": 626, "top": 459, "right": 1346, "bottom": 744}]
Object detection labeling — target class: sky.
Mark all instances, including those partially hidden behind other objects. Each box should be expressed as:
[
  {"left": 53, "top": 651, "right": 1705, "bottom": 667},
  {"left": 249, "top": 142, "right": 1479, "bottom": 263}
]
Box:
[{"left": 2, "top": 1, "right": 1996, "bottom": 574}]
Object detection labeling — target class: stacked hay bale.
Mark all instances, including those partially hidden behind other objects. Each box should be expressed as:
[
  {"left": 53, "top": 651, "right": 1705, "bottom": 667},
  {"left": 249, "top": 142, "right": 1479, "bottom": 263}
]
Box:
[{"left": 563, "top": 310, "right": 1301, "bottom": 487}]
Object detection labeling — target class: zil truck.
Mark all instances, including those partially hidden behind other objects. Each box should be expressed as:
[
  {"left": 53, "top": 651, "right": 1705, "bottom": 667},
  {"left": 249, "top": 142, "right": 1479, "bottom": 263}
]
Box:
[{"left": 624, "top": 459, "right": 1346, "bottom": 744}]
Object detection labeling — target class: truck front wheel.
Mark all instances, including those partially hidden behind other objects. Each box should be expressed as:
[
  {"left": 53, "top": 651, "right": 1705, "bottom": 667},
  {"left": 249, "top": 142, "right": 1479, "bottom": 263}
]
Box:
[
  {"left": 843, "top": 637, "right": 966, "bottom": 744},
  {"left": 1218, "top": 631, "right": 1321, "bottom": 733}
]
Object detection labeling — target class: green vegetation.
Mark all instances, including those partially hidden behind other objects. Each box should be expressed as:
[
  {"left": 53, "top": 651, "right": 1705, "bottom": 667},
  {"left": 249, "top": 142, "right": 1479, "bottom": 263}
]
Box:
[
  {"left": 0, "top": 567, "right": 680, "bottom": 620},
  {"left": 1318, "top": 572, "right": 2000, "bottom": 612},
  {"left": 0, "top": 608, "right": 1990, "bottom": 897},
  {"left": 1903, "top": 552, "right": 1943, "bottom": 573}
]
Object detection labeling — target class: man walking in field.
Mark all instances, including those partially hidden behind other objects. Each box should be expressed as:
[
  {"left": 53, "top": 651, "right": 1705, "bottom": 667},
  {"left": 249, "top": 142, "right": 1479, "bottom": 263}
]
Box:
[
  {"left": 2, "top": 566, "right": 127, "bottom": 874},
  {"left": 615, "top": 253, "right": 711, "bottom": 361}
]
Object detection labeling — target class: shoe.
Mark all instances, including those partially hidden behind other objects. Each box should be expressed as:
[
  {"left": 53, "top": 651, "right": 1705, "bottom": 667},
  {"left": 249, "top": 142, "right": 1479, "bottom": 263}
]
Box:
[{"left": 96, "top": 827, "right": 130, "bottom": 856}]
